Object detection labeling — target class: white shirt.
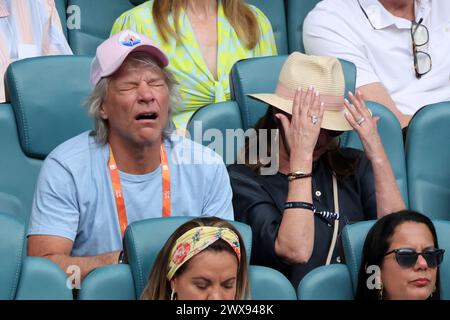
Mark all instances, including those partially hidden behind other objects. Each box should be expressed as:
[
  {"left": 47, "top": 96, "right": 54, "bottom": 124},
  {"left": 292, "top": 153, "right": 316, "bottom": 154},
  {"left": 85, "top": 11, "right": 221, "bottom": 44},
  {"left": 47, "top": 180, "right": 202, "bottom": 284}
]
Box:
[
  {"left": 0, "top": 0, "right": 72, "bottom": 102},
  {"left": 303, "top": 0, "right": 450, "bottom": 115}
]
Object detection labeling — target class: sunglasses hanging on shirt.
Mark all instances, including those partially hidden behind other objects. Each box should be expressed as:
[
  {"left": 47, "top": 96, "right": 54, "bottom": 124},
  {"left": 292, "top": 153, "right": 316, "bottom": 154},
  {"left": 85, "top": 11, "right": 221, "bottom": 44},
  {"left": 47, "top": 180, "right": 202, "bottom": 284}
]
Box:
[
  {"left": 411, "top": 18, "right": 432, "bottom": 78},
  {"left": 357, "top": 0, "right": 432, "bottom": 79}
]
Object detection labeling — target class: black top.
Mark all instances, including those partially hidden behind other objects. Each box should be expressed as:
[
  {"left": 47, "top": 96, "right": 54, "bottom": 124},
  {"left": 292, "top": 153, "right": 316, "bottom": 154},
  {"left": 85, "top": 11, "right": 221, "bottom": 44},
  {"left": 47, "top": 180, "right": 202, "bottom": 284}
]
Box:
[{"left": 228, "top": 148, "right": 377, "bottom": 288}]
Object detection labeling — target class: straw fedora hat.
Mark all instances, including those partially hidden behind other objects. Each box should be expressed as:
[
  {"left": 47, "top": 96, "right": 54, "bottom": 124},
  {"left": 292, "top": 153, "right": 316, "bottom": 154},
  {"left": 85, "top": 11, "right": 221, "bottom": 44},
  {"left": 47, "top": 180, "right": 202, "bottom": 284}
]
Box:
[{"left": 248, "top": 52, "right": 353, "bottom": 131}]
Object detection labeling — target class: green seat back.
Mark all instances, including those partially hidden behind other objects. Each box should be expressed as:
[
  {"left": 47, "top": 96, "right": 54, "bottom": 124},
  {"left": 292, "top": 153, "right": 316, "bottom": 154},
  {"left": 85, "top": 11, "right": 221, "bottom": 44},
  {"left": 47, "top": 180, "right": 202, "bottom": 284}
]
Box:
[
  {"left": 79, "top": 264, "right": 136, "bottom": 300},
  {"left": 249, "top": 265, "right": 297, "bottom": 300},
  {"left": 247, "top": 0, "right": 288, "bottom": 54},
  {"left": 67, "top": 0, "right": 134, "bottom": 55},
  {"left": 187, "top": 101, "right": 244, "bottom": 164},
  {"left": 3, "top": 56, "right": 93, "bottom": 223},
  {"left": 0, "top": 213, "right": 72, "bottom": 300},
  {"left": 286, "top": 0, "right": 320, "bottom": 53},
  {"left": 55, "top": 0, "right": 68, "bottom": 39},
  {"left": 406, "top": 102, "right": 450, "bottom": 220},
  {"left": 298, "top": 264, "right": 353, "bottom": 300}
]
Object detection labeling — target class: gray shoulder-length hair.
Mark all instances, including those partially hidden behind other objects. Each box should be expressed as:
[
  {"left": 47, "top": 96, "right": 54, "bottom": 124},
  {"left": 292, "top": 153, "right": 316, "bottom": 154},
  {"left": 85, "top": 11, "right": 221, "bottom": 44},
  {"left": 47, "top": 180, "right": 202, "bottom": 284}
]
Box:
[{"left": 85, "top": 52, "right": 178, "bottom": 144}]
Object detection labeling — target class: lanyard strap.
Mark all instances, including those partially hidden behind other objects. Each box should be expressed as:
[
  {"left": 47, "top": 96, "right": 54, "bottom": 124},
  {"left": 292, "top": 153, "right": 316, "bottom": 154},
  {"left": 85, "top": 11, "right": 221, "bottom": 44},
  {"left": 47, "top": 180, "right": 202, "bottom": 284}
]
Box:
[
  {"left": 160, "top": 143, "right": 171, "bottom": 218},
  {"left": 108, "top": 143, "right": 171, "bottom": 237}
]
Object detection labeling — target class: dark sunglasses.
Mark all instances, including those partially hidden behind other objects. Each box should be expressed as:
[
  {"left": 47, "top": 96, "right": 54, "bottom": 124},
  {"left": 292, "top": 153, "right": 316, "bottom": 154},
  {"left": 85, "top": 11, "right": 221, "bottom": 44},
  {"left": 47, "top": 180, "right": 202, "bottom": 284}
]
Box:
[{"left": 384, "top": 248, "right": 445, "bottom": 268}]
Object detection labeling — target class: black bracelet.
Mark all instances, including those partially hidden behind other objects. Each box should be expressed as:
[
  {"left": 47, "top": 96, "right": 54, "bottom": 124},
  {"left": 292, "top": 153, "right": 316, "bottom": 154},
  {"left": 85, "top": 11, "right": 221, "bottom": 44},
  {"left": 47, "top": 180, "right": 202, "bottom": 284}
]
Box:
[
  {"left": 287, "top": 171, "right": 313, "bottom": 181},
  {"left": 118, "top": 250, "right": 125, "bottom": 264},
  {"left": 284, "top": 202, "right": 315, "bottom": 212}
]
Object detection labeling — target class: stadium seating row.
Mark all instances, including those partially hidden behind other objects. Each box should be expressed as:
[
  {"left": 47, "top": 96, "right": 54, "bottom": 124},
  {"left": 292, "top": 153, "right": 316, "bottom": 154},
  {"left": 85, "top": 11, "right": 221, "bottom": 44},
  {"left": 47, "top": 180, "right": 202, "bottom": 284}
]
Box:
[
  {"left": 2, "top": 211, "right": 449, "bottom": 300},
  {"left": 0, "top": 212, "right": 297, "bottom": 300},
  {"left": 0, "top": 54, "right": 449, "bottom": 225},
  {"left": 54, "top": 0, "right": 320, "bottom": 55}
]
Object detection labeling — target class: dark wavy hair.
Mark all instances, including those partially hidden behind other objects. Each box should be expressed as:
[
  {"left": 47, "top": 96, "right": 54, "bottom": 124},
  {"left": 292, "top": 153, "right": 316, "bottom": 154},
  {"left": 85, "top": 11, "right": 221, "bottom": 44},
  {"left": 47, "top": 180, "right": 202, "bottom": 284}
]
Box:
[{"left": 355, "top": 210, "right": 441, "bottom": 300}]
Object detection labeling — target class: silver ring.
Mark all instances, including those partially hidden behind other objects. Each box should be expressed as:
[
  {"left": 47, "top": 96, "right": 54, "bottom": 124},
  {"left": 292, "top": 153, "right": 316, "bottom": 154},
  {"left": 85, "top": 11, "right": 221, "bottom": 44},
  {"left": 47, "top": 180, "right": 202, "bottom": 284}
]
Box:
[
  {"left": 311, "top": 115, "right": 318, "bottom": 125},
  {"left": 356, "top": 117, "right": 365, "bottom": 125}
]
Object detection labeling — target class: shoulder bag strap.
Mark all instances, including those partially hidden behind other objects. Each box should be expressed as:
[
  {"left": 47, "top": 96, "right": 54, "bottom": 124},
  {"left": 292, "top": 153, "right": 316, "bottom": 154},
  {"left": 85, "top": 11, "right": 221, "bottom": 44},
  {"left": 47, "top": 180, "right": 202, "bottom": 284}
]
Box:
[{"left": 325, "top": 174, "right": 340, "bottom": 265}]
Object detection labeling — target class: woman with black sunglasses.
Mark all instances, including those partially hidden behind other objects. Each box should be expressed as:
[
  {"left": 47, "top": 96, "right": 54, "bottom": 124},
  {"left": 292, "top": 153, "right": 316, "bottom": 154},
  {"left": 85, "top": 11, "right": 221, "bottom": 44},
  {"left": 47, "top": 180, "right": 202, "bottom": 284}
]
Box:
[{"left": 356, "top": 210, "right": 445, "bottom": 300}]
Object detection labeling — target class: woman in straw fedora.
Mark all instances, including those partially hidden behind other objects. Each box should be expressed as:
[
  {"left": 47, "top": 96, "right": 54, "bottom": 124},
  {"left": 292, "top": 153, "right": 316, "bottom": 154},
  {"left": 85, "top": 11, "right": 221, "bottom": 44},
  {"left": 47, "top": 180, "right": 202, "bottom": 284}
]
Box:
[{"left": 228, "top": 52, "right": 406, "bottom": 287}]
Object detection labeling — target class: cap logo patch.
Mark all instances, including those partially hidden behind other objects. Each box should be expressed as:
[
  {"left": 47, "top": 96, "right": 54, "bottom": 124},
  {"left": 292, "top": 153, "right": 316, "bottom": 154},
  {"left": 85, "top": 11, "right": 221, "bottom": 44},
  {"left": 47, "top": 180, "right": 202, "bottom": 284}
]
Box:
[{"left": 119, "top": 31, "right": 142, "bottom": 47}]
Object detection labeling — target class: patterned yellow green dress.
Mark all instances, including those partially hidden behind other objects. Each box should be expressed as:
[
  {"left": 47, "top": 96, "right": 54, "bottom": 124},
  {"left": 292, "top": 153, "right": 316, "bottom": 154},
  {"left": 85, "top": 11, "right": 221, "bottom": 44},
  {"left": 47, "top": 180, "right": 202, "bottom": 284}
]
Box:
[{"left": 111, "top": 0, "right": 277, "bottom": 128}]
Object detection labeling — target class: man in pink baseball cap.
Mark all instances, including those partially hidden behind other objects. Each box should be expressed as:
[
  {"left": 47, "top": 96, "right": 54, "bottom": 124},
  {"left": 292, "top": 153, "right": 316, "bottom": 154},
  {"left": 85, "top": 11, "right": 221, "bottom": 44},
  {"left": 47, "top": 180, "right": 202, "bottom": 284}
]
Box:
[
  {"left": 27, "top": 30, "right": 234, "bottom": 280},
  {"left": 90, "top": 29, "right": 169, "bottom": 88}
]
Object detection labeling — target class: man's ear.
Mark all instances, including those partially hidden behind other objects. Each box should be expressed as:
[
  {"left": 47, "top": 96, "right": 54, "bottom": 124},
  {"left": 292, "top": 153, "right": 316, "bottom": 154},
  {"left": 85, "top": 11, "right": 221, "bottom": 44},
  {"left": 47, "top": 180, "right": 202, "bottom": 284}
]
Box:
[{"left": 99, "top": 102, "right": 108, "bottom": 120}]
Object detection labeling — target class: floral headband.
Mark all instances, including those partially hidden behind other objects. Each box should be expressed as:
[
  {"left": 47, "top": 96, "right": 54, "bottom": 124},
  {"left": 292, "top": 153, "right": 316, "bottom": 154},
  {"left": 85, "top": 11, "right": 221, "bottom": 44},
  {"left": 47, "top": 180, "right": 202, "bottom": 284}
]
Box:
[{"left": 167, "top": 226, "right": 241, "bottom": 280}]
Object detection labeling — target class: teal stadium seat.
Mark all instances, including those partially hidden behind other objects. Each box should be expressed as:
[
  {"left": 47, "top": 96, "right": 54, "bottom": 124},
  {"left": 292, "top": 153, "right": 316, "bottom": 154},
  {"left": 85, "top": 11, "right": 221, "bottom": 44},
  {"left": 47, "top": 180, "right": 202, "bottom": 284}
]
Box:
[
  {"left": 54, "top": 0, "right": 68, "bottom": 39},
  {"left": 299, "top": 220, "right": 450, "bottom": 300},
  {"left": 406, "top": 102, "right": 450, "bottom": 220},
  {"left": 186, "top": 101, "right": 244, "bottom": 165},
  {"left": 249, "top": 265, "right": 297, "bottom": 300},
  {"left": 230, "top": 55, "right": 287, "bottom": 130},
  {"left": 78, "top": 264, "right": 136, "bottom": 300},
  {"left": 297, "top": 264, "right": 353, "bottom": 300},
  {"left": 247, "top": 0, "right": 288, "bottom": 54},
  {"left": 286, "top": 0, "right": 389, "bottom": 54},
  {"left": 0, "top": 212, "right": 72, "bottom": 300},
  {"left": 286, "top": 0, "right": 320, "bottom": 53},
  {"left": 79, "top": 217, "right": 295, "bottom": 299},
  {"left": 67, "top": 0, "right": 134, "bottom": 54},
  {"left": 1, "top": 56, "right": 92, "bottom": 223}
]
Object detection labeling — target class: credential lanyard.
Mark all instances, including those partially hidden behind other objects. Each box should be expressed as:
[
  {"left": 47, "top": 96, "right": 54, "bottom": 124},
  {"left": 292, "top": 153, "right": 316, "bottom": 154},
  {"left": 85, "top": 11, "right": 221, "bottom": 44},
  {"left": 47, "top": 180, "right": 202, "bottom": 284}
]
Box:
[{"left": 108, "top": 143, "right": 171, "bottom": 237}]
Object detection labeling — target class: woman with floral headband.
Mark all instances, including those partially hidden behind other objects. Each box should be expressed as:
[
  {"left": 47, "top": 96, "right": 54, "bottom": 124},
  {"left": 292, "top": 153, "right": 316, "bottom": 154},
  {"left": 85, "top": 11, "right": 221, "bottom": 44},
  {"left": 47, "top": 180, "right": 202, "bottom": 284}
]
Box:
[{"left": 141, "top": 217, "right": 248, "bottom": 300}]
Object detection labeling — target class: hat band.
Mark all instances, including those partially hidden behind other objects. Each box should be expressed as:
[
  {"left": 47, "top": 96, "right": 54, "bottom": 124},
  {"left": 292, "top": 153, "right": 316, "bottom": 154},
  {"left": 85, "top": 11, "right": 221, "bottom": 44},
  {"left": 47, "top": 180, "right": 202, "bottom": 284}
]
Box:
[{"left": 275, "top": 82, "right": 345, "bottom": 111}]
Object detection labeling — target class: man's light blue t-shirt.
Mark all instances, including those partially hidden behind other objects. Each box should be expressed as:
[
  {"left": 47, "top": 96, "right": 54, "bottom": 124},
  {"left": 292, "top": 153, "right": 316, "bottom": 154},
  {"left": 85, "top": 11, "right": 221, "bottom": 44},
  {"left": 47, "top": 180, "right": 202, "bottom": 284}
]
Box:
[{"left": 28, "top": 131, "right": 234, "bottom": 256}]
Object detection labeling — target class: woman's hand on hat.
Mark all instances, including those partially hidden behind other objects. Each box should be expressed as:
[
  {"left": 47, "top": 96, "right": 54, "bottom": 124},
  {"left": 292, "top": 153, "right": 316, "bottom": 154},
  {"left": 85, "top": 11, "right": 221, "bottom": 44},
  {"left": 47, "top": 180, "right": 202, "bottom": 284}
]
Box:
[
  {"left": 344, "top": 91, "right": 384, "bottom": 161},
  {"left": 276, "top": 86, "right": 324, "bottom": 164}
]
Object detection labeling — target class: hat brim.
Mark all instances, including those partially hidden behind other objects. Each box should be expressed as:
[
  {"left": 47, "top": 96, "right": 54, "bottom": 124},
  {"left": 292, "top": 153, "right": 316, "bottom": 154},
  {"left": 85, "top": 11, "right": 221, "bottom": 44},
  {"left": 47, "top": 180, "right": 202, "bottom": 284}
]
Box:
[
  {"left": 247, "top": 93, "right": 354, "bottom": 132},
  {"left": 128, "top": 44, "right": 169, "bottom": 68}
]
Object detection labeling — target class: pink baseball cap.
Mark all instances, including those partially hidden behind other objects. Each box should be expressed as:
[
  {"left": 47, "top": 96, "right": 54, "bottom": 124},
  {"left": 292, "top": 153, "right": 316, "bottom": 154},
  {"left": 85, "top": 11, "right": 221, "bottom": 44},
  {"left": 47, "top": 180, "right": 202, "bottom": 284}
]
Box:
[{"left": 90, "top": 30, "right": 169, "bottom": 87}]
